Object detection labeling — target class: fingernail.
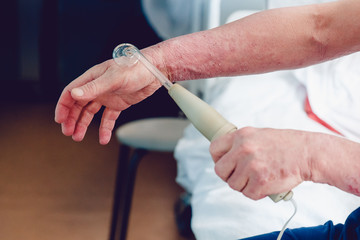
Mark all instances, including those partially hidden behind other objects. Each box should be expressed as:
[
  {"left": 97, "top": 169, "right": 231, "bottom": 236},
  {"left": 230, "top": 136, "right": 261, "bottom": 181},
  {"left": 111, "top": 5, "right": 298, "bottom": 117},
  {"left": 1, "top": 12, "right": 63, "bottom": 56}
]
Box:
[{"left": 72, "top": 88, "right": 84, "bottom": 97}]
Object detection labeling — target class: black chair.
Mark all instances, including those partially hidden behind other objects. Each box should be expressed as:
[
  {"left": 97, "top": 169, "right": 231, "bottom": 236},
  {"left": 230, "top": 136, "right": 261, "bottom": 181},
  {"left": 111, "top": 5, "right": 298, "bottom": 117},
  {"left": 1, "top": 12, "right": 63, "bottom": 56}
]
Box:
[{"left": 109, "top": 117, "right": 189, "bottom": 240}]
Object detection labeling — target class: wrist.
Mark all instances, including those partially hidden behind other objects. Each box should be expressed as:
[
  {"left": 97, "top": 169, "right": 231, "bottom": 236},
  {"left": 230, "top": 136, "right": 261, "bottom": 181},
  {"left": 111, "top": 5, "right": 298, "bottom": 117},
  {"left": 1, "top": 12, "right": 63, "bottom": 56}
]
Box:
[
  {"left": 305, "top": 132, "right": 351, "bottom": 187},
  {"left": 141, "top": 43, "right": 172, "bottom": 84},
  {"left": 149, "top": 38, "right": 194, "bottom": 82},
  {"left": 297, "top": 130, "right": 314, "bottom": 182},
  {"left": 305, "top": 132, "right": 331, "bottom": 184}
]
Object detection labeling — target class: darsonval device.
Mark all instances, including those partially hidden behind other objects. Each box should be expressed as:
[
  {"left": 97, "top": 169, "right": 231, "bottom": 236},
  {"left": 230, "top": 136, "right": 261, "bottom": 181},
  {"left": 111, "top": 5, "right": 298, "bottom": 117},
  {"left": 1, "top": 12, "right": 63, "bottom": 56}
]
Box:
[
  {"left": 113, "top": 43, "right": 293, "bottom": 203},
  {"left": 113, "top": 43, "right": 298, "bottom": 240}
]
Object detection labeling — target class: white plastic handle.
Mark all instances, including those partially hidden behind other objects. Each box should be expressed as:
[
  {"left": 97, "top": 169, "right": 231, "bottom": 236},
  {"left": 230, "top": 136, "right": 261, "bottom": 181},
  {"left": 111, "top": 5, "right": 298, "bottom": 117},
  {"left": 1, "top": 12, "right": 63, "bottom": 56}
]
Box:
[{"left": 168, "top": 83, "right": 293, "bottom": 202}]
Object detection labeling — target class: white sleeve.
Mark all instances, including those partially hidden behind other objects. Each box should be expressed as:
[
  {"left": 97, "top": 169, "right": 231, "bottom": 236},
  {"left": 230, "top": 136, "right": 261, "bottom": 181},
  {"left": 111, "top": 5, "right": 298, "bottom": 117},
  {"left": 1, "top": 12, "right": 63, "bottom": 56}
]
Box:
[{"left": 141, "top": 0, "right": 193, "bottom": 39}]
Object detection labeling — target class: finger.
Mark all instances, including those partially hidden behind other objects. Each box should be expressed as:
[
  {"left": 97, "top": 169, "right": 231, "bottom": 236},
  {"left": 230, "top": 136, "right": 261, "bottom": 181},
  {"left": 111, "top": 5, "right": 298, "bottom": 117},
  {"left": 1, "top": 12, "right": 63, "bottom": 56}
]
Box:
[
  {"left": 226, "top": 165, "right": 250, "bottom": 193},
  {"left": 55, "top": 90, "right": 74, "bottom": 123},
  {"left": 61, "top": 101, "right": 87, "bottom": 136},
  {"left": 72, "top": 101, "right": 103, "bottom": 142},
  {"left": 209, "top": 132, "right": 235, "bottom": 163},
  {"left": 214, "top": 152, "right": 237, "bottom": 182},
  {"left": 71, "top": 63, "right": 117, "bottom": 102},
  {"left": 55, "top": 61, "right": 111, "bottom": 124},
  {"left": 71, "top": 60, "right": 112, "bottom": 89},
  {"left": 241, "top": 177, "right": 267, "bottom": 200},
  {"left": 99, "top": 108, "right": 121, "bottom": 145}
]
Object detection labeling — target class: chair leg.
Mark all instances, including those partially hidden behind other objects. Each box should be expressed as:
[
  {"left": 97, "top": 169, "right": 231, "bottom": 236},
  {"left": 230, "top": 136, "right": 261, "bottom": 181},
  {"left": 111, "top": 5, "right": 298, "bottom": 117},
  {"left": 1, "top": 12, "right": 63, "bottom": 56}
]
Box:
[
  {"left": 109, "top": 144, "right": 130, "bottom": 240},
  {"left": 120, "top": 148, "right": 147, "bottom": 240},
  {"left": 109, "top": 145, "right": 147, "bottom": 240}
]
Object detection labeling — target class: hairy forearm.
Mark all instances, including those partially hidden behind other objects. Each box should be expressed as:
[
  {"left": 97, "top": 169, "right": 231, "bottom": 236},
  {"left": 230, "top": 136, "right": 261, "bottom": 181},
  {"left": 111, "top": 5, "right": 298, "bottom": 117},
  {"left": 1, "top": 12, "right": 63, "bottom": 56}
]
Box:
[
  {"left": 307, "top": 132, "right": 360, "bottom": 196},
  {"left": 149, "top": 0, "right": 360, "bottom": 82}
]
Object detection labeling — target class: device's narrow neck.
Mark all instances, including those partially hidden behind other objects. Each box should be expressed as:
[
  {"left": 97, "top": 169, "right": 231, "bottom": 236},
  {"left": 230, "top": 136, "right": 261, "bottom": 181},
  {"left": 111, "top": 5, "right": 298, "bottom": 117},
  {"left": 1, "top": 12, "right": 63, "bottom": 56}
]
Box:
[
  {"left": 112, "top": 43, "right": 174, "bottom": 90},
  {"left": 135, "top": 52, "right": 173, "bottom": 90}
]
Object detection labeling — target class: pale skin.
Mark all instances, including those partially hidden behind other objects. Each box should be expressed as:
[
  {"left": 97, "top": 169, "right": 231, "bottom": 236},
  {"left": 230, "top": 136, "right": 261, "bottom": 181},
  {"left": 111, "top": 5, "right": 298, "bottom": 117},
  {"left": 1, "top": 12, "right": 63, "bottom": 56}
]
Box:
[{"left": 54, "top": 0, "right": 360, "bottom": 200}]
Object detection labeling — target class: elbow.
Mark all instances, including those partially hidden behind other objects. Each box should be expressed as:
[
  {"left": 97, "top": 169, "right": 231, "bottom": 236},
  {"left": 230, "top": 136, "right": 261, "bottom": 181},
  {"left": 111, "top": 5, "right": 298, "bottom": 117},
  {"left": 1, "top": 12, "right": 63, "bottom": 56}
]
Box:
[
  {"left": 309, "top": 34, "right": 329, "bottom": 62},
  {"left": 309, "top": 5, "right": 331, "bottom": 62}
]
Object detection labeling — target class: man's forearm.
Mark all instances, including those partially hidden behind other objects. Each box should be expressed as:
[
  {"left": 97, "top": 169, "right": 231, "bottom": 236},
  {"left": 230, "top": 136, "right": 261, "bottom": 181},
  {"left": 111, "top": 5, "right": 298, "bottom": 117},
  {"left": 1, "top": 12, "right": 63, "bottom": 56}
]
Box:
[
  {"left": 308, "top": 132, "right": 360, "bottom": 196},
  {"left": 152, "top": 0, "right": 360, "bottom": 82}
]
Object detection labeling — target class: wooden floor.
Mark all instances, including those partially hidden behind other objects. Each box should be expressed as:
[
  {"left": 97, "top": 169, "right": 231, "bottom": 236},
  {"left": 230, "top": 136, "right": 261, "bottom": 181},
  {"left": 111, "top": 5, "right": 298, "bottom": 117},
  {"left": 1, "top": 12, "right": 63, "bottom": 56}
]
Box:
[{"left": 0, "top": 102, "right": 187, "bottom": 240}]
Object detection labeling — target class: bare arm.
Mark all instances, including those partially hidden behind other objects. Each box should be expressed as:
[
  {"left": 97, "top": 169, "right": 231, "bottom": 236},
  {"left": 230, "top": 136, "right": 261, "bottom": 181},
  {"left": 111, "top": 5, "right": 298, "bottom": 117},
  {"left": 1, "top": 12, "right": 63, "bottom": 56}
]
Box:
[
  {"left": 156, "top": 0, "right": 360, "bottom": 81},
  {"left": 309, "top": 131, "right": 360, "bottom": 197},
  {"left": 55, "top": 0, "right": 360, "bottom": 145},
  {"left": 210, "top": 128, "right": 360, "bottom": 200}
]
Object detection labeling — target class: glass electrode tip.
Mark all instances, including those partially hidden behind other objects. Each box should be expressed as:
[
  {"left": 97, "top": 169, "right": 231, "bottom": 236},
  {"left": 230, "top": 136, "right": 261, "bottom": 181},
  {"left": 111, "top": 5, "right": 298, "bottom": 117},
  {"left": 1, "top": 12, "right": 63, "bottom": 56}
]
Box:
[
  {"left": 112, "top": 43, "right": 173, "bottom": 90},
  {"left": 112, "top": 43, "right": 139, "bottom": 66}
]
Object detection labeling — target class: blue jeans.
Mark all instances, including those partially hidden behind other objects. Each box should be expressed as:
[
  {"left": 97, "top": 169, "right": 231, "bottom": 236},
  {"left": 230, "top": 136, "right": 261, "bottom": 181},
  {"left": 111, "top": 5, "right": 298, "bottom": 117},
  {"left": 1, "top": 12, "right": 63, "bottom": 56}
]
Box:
[{"left": 240, "top": 207, "right": 360, "bottom": 240}]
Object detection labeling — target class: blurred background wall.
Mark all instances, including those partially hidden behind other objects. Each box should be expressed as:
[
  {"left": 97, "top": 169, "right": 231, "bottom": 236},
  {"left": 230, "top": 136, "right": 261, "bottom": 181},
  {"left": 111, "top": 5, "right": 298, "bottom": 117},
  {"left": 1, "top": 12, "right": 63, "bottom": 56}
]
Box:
[
  {"left": 0, "top": 1, "right": 185, "bottom": 239},
  {"left": 0, "top": 0, "right": 179, "bottom": 123}
]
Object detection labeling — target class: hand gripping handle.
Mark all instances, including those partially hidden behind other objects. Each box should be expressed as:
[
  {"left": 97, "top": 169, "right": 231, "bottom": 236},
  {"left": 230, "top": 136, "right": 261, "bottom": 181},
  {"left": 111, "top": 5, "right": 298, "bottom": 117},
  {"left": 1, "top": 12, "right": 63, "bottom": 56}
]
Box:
[{"left": 169, "top": 83, "right": 293, "bottom": 202}]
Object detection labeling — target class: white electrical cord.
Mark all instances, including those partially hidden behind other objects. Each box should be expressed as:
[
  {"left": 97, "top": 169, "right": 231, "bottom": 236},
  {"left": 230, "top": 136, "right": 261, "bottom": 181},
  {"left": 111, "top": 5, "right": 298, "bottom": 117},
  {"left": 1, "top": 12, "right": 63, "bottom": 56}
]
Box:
[{"left": 277, "top": 198, "right": 298, "bottom": 240}]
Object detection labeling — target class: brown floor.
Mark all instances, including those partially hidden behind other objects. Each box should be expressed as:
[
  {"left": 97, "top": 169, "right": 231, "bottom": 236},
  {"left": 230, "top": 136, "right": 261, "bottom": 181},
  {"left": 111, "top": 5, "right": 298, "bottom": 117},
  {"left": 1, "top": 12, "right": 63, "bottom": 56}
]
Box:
[{"left": 0, "top": 102, "right": 188, "bottom": 240}]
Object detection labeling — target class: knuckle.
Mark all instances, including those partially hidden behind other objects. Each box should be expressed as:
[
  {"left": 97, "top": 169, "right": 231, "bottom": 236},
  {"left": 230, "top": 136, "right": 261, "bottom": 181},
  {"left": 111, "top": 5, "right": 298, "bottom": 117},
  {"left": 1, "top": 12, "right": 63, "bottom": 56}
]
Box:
[
  {"left": 256, "top": 175, "right": 268, "bottom": 187},
  {"left": 238, "top": 126, "right": 255, "bottom": 136},
  {"left": 253, "top": 170, "right": 276, "bottom": 189},
  {"left": 84, "top": 81, "right": 98, "bottom": 95},
  {"left": 248, "top": 161, "right": 261, "bottom": 174},
  {"left": 250, "top": 165, "right": 268, "bottom": 185},
  {"left": 241, "top": 142, "right": 257, "bottom": 155}
]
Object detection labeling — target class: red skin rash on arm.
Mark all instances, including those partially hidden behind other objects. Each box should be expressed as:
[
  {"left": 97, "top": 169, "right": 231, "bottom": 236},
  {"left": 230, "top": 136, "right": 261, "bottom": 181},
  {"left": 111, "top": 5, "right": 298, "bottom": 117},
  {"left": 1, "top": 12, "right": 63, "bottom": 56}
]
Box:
[
  {"left": 348, "top": 185, "right": 360, "bottom": 196},
  {"left": 308, "top": 132, "right": 360, "bottom": 197},
  {"left": 142, "top": 1, "right": 360, "bottom": 197},
  {"left": 149, "top": 1, "right": 360, "bottom": 82}
]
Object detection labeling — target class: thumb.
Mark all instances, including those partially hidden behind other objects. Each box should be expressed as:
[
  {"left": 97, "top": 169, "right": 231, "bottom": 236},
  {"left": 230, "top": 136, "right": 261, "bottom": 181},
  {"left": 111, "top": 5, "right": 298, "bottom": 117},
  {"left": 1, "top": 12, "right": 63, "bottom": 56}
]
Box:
[{"left": 71, "top": 75, "right": 112, "bottom": 101}]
